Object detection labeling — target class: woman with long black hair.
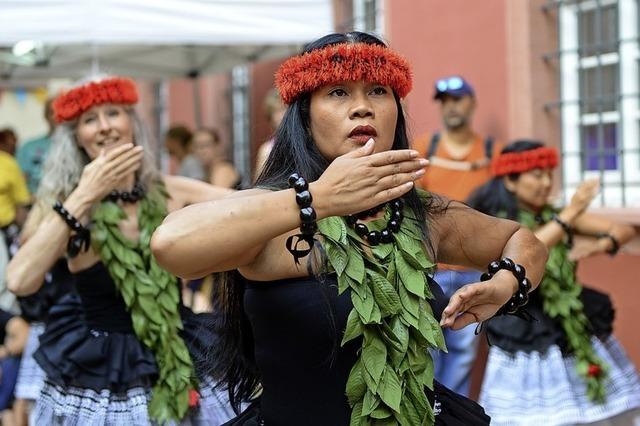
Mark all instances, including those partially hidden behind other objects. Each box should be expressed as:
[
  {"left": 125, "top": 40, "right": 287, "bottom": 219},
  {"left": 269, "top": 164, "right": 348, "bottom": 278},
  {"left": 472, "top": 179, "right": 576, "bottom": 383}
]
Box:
[
  {"left": 468, "top": 140, "right": 640, "bottom": 425},
  {"left": 152, "top": 32, "right": 548, "bottom": 426}
]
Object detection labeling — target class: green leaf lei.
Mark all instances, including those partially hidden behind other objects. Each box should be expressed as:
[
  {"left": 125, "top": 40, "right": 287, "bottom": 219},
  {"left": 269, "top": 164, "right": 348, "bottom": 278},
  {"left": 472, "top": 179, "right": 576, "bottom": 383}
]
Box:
[
  {"left": 318, "top": 203, "right": 445, "bottom": 426},
  {"left": 519, "top": 207, "right": 608, "bottom": 402},
  {"left": 92, "top": 185, "right": 197, "bottom": 422}
]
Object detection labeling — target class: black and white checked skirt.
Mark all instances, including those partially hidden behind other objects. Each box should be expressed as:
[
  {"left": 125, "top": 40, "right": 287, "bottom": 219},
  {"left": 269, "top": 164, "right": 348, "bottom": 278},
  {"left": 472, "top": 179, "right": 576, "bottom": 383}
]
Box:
[{"left": 480, "top": 336, "right": 640, "bottom": 425}]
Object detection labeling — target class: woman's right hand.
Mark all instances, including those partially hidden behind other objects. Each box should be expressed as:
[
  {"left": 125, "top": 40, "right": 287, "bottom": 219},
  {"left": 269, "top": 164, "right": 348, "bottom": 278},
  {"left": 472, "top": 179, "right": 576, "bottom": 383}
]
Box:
[
  {"left": 311, "top": 138, "right": 427, "bottom": 218},
  {"left": 74, "top": 143, "right": 144, "bottom": 204},
  {"left": 568, "top": 178, "right": 599, "bottom": 216}
]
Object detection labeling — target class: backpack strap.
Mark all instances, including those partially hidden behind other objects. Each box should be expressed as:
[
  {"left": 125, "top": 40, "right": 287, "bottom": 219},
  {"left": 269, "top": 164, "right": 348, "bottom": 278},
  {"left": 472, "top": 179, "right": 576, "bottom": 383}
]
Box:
[
  {"left": 484, "top": 136, "right": 494, "bottom": 159},
  {"left": 426, "top": 133, "right": 440, "bottom": 159}
]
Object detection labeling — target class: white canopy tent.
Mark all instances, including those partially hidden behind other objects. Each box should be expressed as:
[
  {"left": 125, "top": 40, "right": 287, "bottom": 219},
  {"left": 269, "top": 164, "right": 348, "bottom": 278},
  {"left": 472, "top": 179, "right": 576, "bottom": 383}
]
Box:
[
  {"left": 0, "top": 0, "right": 333, "bottom": 180},
  {"left": 0, "top": 0, "right": 334, "bottom": 83}
]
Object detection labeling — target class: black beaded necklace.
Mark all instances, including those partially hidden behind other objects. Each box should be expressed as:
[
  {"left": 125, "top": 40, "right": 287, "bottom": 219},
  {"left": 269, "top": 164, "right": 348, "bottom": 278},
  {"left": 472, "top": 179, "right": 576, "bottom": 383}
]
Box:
[
  {"left": 346, "top": 198, "right": 404, "bottom": 245},
  {"left": 105, "top": 182, "right": 146, "bottom": 203}
]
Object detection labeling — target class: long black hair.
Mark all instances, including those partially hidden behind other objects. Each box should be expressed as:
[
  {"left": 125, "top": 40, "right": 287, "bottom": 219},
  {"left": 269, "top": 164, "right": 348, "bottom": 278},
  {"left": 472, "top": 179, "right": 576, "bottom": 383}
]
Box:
[
  {"left": 210, "top": 31, "right": 440, "bottom": 412},
  {"left": 467, "top": 139, "right": 545, "bottom": 219}
]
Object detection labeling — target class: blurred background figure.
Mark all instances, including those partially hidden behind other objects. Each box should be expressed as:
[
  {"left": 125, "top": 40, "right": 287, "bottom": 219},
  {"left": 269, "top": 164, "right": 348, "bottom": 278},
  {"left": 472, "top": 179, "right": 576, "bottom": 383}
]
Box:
[
  {"left": 254, "top": 87, "right": 286, "bottom": 179},
  {"left": 414, "top": 75, "right": 502, "bottom": 398},
  {"left": 0, "top": 315, "right": 30, "bottom": 426},
  {"left": 192, "top": 128, "right": 241, "bottom": 188},
  {"left": 164, "top": 125, "right": 204, "bottom": 180},
  {"left": 0, "top": 148, "right": 30, "bottom": 250},
  {"left": 16, "top": 98, "right": 56, "bottom": 196},
  {"left": 0, "top": 129, "right": 18, "bottom": 156}
]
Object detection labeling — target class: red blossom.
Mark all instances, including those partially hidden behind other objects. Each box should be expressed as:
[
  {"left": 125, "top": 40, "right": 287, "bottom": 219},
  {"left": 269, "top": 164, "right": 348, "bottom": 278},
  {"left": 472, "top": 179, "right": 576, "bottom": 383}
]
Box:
[
  {"left": 188, "top": 389, "right": 200, "bottom": 408},
  {"left": 587, "top": 363, "right": 602, "bottom": 377},
  {"left": 275, "top": 43, "right": 412, "bottom": 104},
  {"left": 53, "top": 77, "right": 138, "bottom": 123}
]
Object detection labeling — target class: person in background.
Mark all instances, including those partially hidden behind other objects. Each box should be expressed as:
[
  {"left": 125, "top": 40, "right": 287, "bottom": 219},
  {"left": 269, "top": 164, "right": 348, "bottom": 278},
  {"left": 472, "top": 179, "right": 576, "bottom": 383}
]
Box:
[
  {"left": 469, "top": 140, "right": 640, "bottom": 425},
  {"left": 164, "top": 125, "right": 205, "bottom": 180},
  {"left": 17, "top": 98, "right": 57, "bottom": 195},
  {"left": 0, "top": 129, "right": 18, "bottom": 157},
  {"left": 0, "top": 149, "right": 30, "bottom": 250},
  {"left": 0, "top": 316, "right": 30, "bottom": 426},
  {"left": 254, "top": 87, "right": 286, "bottom": 179},
  {"left": 192, "top": 128, "right": 242, "bottom": 188},
  {"left": 413, "top": 75, "right": 502, "bottom": 397}
]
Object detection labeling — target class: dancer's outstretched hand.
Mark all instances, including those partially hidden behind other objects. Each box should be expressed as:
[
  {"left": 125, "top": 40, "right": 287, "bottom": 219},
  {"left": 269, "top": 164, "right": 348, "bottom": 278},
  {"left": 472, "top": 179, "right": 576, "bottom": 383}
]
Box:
[
  {"left": 440, "top": 271, "right": 516, "bottom": 330},
  {"left": 311, "top": 138, "right": 428, "bottom": 218}
]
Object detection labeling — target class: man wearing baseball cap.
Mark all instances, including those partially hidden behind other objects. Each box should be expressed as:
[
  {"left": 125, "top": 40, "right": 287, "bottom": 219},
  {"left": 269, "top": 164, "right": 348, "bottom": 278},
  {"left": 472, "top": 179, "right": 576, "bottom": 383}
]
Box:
[{"left": 414, "top": 75, "right": 502, "bottom": 397}]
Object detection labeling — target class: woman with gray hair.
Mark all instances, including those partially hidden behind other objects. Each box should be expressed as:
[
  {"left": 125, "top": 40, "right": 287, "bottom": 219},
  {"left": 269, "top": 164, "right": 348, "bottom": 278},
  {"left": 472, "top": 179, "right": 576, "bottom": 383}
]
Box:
[{"left": 7, "top": 76, "right": 235, "bottom": 425}]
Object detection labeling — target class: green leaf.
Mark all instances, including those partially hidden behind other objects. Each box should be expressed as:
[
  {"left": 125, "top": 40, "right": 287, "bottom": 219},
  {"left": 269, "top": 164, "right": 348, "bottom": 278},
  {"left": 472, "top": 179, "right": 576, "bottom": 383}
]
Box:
[
  {"left": 398, "top": 284, "right": 419, "bottom": 320},
  {"left": 318, "top": 216, "right": 346, "bottom": 243},
  {"left": 342, "top": 308, "right": 365, "bottom": 345},
  {"left": 371, "top": 242, "right": 393, "bottom": 260},
  {"left": 373, "top": 417, "right": 399, "bottom": 426},
  {"left": 368, "top": 270, "right": 401, "bottom": 315},
  {"left": 400, "top": 397, "right": 422, "bottom": 426},
  {"left": 175, "top": 388, "right": 190, "bottom": 418},
  {"left": 396, "top": 254, "right": 426, "bottom": 298},
  {"left": 362, "top": 363, "right": 379, "bottom": 395},
  {"left": 349, "top": 402, "right": 364, "bottom": 426},
  {"left": 370, "top": 299, "right": 382, "bottom": 324},
  {"left": 174, "top": 344, "right": 193, "bottom": 365},
  {"left": 352, "top": 288, "right": 374, "bottom": 324},
  {"left": 345, "top": 254, "right": 365, "bottom": 283},
  {"left": 406, "top": 371, "right": 429, "bottom": 412},
  {"left": 93, "top": 228, "right": 108, "bottom": 244},
  {"left": 391, "top": 317, "right": 409, "bottom": 354},
  {"left": 158, "top": 292, "right": 176, "bottom": 311},
  {"left": 111, "top": 262, "right": 127, "bottom": 281},
  {"left": 370, "top": 403, "right": 393, "bottom": 420},
  {"left": 418, "top": 307, "right": 446, "bottom": 351},
  {"left": 378, "top": 366, "right": 402, "bottom": 413},
  {"left": 380, "top": 321, "right": 405, "bottom": 355},
  {"left": 362, "top": 331, "right": 387, "bottom": 386},
  {"left": 418, "top": 352, "right": 435, "bottom": 390},
  {"left": 346, "top": 359, "right": 367, "bottom": 405},
  {"left": 362, "top": 389, "right": 380, "bottom": 416},
  {"left": 326, "top": 243, "right": 349, "bottom": 276},
  {"left": 139, "top": 295, "right": 164, "bottom": 324}
]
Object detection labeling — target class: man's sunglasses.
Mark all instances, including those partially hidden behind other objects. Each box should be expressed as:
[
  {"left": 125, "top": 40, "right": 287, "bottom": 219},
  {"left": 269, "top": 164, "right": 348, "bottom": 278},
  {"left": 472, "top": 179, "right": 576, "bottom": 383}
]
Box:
[{"left": 435, "top": 76, "right": 464, "bottom": 92}]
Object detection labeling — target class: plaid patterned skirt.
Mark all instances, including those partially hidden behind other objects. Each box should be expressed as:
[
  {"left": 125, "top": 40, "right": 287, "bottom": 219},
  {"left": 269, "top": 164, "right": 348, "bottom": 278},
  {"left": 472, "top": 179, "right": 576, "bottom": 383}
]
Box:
[{"left": 480, "top": 336, "right": 640, "bottom": 425}]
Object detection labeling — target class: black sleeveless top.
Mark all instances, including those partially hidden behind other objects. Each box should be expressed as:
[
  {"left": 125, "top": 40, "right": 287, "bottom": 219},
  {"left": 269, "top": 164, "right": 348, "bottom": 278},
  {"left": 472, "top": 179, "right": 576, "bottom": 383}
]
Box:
[
  {"left": 74, "top": 262, "right": 135, "bottom": 333},
  {"left": 243, "top": 274, "right": 449, "bottom": 426}
]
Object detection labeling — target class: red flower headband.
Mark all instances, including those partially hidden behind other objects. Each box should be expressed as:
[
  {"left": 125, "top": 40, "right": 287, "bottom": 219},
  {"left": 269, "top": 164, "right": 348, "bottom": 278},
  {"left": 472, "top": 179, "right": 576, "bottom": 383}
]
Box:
[
  {"left": 53, "top": 77, "right": 139, "bottom": 123},
  {"left": 275, "top": 43, "right": 412, "bottom": 104},
  {"left": 492, "top": 147, "right": 560, "bottom": 176}
]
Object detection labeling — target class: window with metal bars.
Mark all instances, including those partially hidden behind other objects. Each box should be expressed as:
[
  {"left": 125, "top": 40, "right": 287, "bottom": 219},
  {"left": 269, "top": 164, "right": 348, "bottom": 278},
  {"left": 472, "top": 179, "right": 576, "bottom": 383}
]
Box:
[
  {"left": 555, "top": 0, "right": 640, "bottom": 207},
  {"left": 353, "top": 0, "right": 384, "bottom": 34}
]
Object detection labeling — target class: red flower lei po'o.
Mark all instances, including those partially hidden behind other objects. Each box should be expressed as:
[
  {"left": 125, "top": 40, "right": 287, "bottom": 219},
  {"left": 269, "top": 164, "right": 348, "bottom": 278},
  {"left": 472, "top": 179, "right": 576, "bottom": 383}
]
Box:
[
  {"left": 275, "top": 43, "right": 412, "bottom": 104},
  {"left": 53, "top": 77, "right": 138, "bottom": 123},
  {"left": 491, "top": 147, "right": 559, "bottom": 176}
]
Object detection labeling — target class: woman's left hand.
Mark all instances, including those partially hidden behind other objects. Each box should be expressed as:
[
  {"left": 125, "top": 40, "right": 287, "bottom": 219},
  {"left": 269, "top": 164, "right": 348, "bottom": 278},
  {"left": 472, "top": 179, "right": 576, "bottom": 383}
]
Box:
[{"left": 440, "top": 271, "right": 516, "bottom": 330}]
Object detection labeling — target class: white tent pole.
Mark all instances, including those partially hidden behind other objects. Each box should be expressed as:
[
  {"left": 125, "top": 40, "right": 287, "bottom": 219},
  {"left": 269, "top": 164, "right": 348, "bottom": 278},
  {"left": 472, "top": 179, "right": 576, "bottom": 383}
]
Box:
[
  {"left": 191, "top": 76, "right": 202, "bottom": 128},
  {"left": 91, "top": 43, "right": 100, "bottom": 75}
]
